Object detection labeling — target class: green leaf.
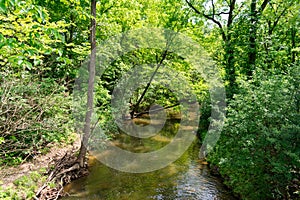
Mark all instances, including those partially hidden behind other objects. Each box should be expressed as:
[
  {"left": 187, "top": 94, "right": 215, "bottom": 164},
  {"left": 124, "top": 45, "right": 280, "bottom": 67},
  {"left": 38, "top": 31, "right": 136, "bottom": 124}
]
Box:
[
  {"left": 33, "top": 59, "right": 41, "bottom": 66},
  {"left": 0, "top": 0, "right": 7, "bottom": 13},
  {"left": 57, "top": 49, "right": 63, "bottom": 56},
  {"left": 23, "top": 61, "right": 33, "bottom": 70},
  {"left": 0, "top": 137, "right": 4, "bottom": 144}
]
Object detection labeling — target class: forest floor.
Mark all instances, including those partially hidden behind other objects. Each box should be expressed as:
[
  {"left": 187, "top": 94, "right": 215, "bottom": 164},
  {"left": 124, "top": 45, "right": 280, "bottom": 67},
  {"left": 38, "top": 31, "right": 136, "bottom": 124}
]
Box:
[{"left": 0, "top": 134, "right": 82, "bottom": 199}]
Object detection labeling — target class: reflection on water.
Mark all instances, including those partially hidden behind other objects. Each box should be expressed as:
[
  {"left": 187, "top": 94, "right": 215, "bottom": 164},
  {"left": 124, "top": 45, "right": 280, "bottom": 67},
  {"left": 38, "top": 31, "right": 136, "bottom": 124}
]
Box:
[{"left": 63, "top": 120, "right": 235, "bottom": 200}]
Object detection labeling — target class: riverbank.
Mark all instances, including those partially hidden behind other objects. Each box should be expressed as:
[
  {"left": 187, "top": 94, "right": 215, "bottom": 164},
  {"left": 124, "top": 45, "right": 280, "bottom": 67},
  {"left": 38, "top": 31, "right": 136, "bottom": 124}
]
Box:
[
  {"left": 62, "top": 120, "right": 236, "bottom": 200},
  {"left": 0, "top": 134, "right": 81, "bottom": 199}
]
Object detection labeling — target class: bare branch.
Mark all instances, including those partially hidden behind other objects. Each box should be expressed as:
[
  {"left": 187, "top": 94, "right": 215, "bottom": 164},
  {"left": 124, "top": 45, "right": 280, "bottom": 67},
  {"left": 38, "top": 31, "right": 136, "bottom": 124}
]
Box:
[
  {"left": 134, "top": 103, "right": 180, "bottom": 118},
  {"left": 211, "top": 0, "right": 216, "bottom": 17},
  {"left": 205, "top": 11, "right": 230, "bottom": 17},
  {"left": 185, "top": 0, "right": 201, "bottom": 15},
  {"left": 185, "top": 0, "right": 226, "bottom": 41}
]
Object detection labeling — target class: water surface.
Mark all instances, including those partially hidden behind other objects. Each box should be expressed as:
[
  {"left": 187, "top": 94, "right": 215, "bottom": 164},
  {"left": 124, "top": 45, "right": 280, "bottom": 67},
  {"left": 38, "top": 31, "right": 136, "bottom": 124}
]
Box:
[{"left": 63, "top": 120, "right": 235, "bottom": 200}]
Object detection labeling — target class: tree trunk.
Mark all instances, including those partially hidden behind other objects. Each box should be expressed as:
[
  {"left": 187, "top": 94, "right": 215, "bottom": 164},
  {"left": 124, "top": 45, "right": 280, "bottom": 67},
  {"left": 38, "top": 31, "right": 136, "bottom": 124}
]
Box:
[
  {"left": 130, "top": 50, "right": 168, "bottom": 118},
  {"left": 225, "top": 36, "right": 236, "bottom": 98},
  {"left": 247, "top": 0, "right": 257, "bottom": 77},
  {"left": 224, "top": 0, "right": 237, "bottom": 99},
  {"left": 291, "top": 27, "right": 296, "bottom": 64},
  {"left": 247, "top": 0, "right": 270, "bottom": 76},
  {"left": 185, "top": 0, "right": 237, "bottom": 99},
  {"left": 77, "top": 0, "right": 97, "bottom": 167}
]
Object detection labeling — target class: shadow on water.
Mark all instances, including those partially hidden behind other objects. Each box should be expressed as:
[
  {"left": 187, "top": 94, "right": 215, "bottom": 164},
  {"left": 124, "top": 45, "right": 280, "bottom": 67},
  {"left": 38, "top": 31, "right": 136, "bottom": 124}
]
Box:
[{"left": 63, "top": 120, "right": 236, "bottom": 200}]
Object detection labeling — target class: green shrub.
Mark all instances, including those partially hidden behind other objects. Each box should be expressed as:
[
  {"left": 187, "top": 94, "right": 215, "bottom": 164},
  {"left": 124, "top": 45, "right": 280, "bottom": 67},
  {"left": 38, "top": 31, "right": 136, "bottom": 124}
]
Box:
[
  {"left": 208, "top": 67, "right": 300, "bottom": 199},
  {"left": 0, "top": 74, "right": 73, "bottom": 165},
  {"left": 197, "top": 92, "right": 211, "bottom": 140},
  {"left": 0, "top": 171, "right": 48, "bottom": 199}
]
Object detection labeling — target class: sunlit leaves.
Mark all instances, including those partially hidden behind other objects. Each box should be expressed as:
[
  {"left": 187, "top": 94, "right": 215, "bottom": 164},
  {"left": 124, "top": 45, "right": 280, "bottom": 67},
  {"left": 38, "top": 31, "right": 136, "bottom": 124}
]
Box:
[
  {"left": 0, "top": 0, "right": 69, "bottom": 74},
  {"left": 209, "top": 68, "right": 300, "bottom": 199}
]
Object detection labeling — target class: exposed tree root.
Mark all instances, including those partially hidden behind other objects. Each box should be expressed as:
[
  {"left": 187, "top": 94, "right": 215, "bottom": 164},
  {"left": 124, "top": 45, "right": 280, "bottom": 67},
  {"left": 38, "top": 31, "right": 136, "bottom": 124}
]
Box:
[{"left": 35, "top": 150, "right": 89, "bottom": 200}]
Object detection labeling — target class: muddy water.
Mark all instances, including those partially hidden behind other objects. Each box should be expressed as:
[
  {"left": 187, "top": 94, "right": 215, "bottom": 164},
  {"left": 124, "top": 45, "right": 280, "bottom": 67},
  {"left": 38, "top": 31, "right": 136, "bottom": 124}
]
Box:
[{"left": 63, "top": 120, "right": 235, "bottom": 200}]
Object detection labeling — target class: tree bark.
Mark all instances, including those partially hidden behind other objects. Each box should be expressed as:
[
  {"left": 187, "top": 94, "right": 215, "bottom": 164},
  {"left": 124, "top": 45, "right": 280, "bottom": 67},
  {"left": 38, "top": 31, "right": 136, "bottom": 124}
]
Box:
[
  {"left": 130, "top": 50, "right": 168, "bottom": 118},
  {"left": 224, "top": 0, "right": 236, "bottom": 98},
  {"left": 291, "top": 27, "right": 296, "bottom": 64},
  {"left": 247, "top": 0, "right": 257, "bottom": 77},
  {"left": 247, "top": 0, "right": 270, "bottom": 76},
  {"left": 185, "top": 0, "right": 237, "bottom": 98},
  {"left": 77, "top": 0, "right": 97, "bottom": 167}
]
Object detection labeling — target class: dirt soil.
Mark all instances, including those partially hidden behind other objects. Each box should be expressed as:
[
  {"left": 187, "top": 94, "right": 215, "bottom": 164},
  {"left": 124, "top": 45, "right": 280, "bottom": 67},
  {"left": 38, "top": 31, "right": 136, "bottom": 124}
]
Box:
[{"left": 0, "top": 137, "right": 81, "bottom": 189}]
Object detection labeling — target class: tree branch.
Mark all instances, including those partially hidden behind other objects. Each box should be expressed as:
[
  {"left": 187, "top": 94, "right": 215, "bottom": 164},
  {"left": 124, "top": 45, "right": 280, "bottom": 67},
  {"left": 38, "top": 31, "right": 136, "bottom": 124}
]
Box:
[
  {"left": 231, "top": 2, "right": 245, "bottom": 21},
  {"left": 269, "top": 1, "right": 294, "bottom": 35},
  {"left": 269, "top": 6, "right": 289, "bottom": 35},
  {"left": 227, "top": 0, "right": 236, "bottom": 28},
  {"left": 185, "top": 0, "right": 201, "bottom": 15},
  {"left": 258, "top": 0, "right": 270, "bottom": 14},
  {"left": 185, "top": 0, "right": 227, "bottom": 41},
  {"left": 134, "top": 103, "right": 180, "bottom": 118},
  {"left": 204, "top": 11, "right": 230, "bottom": 17},
  {"left": 130, "top": 50, "right": 168, "bottom": 118},
  {"left": 211, "top": 0, "right": 216, "bottom": 17}
]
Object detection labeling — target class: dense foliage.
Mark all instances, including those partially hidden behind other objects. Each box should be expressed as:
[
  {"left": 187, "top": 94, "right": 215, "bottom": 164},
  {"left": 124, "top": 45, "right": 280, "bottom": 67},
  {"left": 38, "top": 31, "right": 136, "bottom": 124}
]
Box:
[
  {"left": 0, "top": 0, "right": 78, "bottom": 165},
  {"left": 0, "top": 75, "right": 72, "bottom": 165},
  {"left": 188, "top": 0, "right": 300, "bottom": 199},
  {"left": 0, "top": 0, "right": 299, "bottom": 199},
  {"left": 209, "top": 68, "right": 299, "bottom": 199}
]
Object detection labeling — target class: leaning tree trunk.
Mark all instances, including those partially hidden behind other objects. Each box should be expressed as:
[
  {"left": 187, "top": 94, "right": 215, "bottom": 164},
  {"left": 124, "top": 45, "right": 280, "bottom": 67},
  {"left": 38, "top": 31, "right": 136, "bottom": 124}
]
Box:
[
  {"left": 77, "top": 0, "right": 97, "bottom": 167},
  {"left": 130, "top": 50, "right": 168, "bottom": 118}
]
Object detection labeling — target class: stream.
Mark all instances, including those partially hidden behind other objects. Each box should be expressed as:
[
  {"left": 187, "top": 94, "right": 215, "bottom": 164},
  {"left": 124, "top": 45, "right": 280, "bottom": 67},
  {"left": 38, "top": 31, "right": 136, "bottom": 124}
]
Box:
[{"left": 63, "top": 119, "right": 235, "bottom": 200}]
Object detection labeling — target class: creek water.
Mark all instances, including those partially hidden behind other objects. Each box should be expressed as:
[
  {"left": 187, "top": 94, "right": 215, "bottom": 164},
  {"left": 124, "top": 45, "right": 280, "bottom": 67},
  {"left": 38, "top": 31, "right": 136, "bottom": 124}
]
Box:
[{"left": 63, "top": 119, "right": 235, "bottom": 200}]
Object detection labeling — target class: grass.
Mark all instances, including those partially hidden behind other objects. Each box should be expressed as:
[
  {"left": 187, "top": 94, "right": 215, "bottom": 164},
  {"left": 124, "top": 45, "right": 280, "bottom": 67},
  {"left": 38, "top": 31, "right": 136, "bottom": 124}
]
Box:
[{"left": 0, "top": 169, "right": 48, "bottom": 200}]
